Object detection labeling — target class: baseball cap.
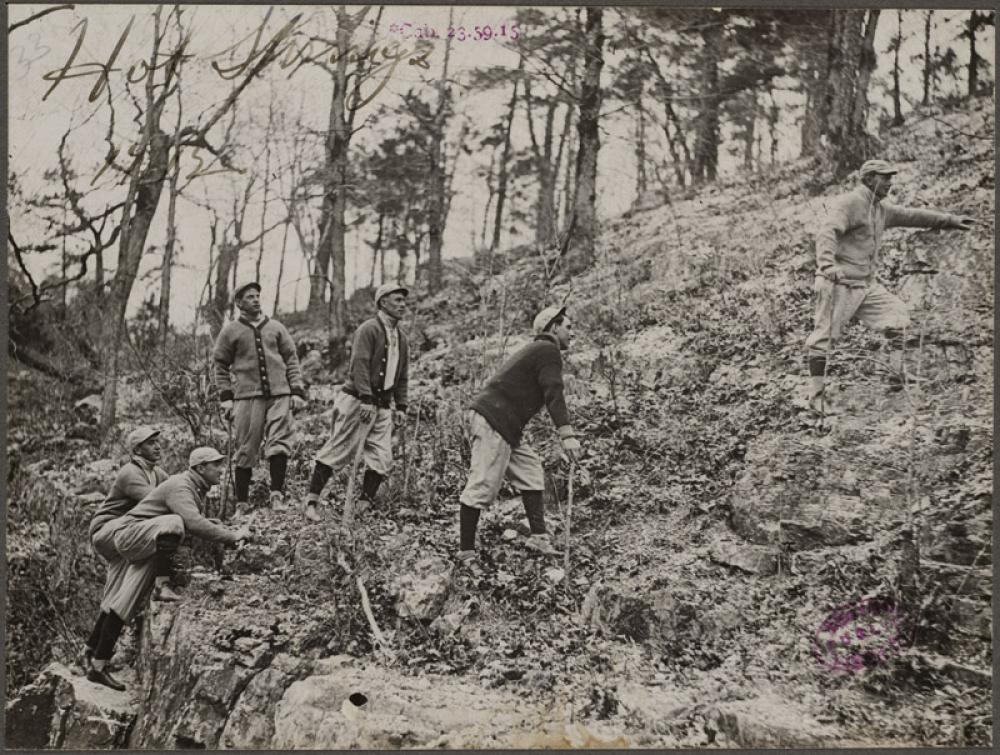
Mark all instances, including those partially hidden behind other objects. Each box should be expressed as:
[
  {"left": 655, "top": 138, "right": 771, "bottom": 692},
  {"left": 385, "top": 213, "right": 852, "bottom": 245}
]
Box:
[
  {"left": 188, "top": 447, "right": 225, "bottom": 468},
  {"left": 533, "top": 305, "right": 567, "bottom": 334},
  {"left": 859, "top": 159, "right": 898, "bottom": 178},
  {"left": 126, "top": 426, "right": 160, "bottom": 452},
  {"left": 374, "top": 283, "right": 408, "bottom": 303},
  {"left": 234, "top": 280, "right": 262, "bottom": 301}
]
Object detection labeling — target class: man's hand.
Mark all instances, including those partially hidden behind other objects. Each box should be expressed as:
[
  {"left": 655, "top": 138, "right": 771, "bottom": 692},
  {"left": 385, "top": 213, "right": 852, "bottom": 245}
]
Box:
[
  {"left": 821, "top": 266, "right": 844, "bottom": 283},
  {"left": 231, "top": 525, "right": 253, "bottom": 544},
  {"left": 952, "top": 215, "right": 975, "bottom": 231},
  {"left": 394, "top": 406, "right": 407, "bottom": 426},
  {"left": 291, "top": 394, "right": 307, "bottom": 411},
  {"left": 561, "top": 436, "right": 582, "bottom": 463},
  {"left": 220, "top": 399, "right": 234, "bottom": 421},
  {"left": 359, "top": 403, "right": 377, "bottom": 425}
]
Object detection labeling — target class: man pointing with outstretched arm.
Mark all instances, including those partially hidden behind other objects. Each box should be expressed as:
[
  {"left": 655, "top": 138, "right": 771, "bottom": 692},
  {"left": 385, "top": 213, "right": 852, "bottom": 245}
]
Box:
[{"left": 805, "top": 159, "right": 974, "bottom": 414}]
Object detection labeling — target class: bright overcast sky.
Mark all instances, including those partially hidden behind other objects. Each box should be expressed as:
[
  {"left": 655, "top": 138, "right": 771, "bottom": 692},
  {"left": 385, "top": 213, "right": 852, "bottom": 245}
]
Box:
[{"left": 8, "top": 5, "right": 992, "bottom": 328}]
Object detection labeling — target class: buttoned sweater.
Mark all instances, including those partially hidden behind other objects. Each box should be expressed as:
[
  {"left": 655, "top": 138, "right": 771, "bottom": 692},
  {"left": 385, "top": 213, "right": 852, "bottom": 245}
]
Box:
[
  {"left": 212, "top": 316, "right": 305, "bottom": 402},
  {"left": 342, "top": 316, "right": 409, "bottom": 409},
  {"left": 816, "top": 185, "right": 963, "bottom": 284}
]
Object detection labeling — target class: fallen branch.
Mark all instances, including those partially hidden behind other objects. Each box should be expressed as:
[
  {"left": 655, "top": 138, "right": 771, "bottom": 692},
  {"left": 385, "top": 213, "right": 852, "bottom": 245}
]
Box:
[{"left": 357, "top": 575, "right": 394, "bottom": 660}]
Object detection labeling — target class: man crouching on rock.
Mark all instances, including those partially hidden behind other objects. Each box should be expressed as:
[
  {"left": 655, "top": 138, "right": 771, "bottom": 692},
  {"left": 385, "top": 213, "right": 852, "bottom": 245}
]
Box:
[
  {"left": 457, "top": 305, "right": 582, "bottom": 567},
  {"left": 84, "top": 426, "right": 176, "bottom": 684},
  {"left": 84, "top": 448, "right": 253, "bottom": 691}
]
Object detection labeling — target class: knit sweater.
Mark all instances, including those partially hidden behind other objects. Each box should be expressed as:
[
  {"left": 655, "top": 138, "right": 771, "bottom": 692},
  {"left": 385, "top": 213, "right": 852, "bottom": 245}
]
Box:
[
  {"left": 470, "top": 333, "right": 572, "bottom": 447},
  {"left": 342, "top": 316, "right": 409, "bottom": 409},
  {"left": 114, "top": 469, "right": 241, "bottom": 545},
  {"left": 212, "top": 316, "right": 305, "bottom": 402},
  {"left": 88, "top": 458, "right": 169, "bottom": 538},
  {"left": 816, "top": 185, "right": 962, "bottom": 284}
]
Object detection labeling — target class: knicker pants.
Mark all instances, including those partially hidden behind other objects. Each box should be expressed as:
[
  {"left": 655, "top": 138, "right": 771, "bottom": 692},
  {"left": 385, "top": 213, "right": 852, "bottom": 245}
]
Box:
[
  {"left": 459, "top": 411, "right": 545, "bottom": 510},
  {"left": 313, "top": 391, "right": 393, "bottom": 476},
  {"left": 232, "top": 395, "right": 297, "bottom": 468},
  {"left": 805, "top": 278, "right": 911, "bottom": 357},
  {"left": 100, "top": 514, "right": 185, "bottom": 622}
]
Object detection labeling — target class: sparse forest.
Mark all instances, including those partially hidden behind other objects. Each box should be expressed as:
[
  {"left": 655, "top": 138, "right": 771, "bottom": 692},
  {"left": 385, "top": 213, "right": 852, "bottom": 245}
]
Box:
[{"left": 5, "top": 4, "right": 995, "bottom": 749}]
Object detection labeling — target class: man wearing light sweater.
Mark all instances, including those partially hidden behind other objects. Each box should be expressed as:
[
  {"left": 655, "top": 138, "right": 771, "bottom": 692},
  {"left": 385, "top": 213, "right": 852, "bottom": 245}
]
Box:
[
  {"left": 84, "top": 426, "right": 175, "bottom": 686},
  {"left": 303, "top": 283, "right": 410, "bottom": 522},
  {"left": 213, "top": 281, "right": 307, "bottom": 512},
  {"left": 457, "top": 305, "right": 582, "bottom": 565},
  {"left": 805, "top": 159, "right": 974, "bottom": 414},
  {"left": 84, "top": 447, "right": 252, "bottom": 691}
]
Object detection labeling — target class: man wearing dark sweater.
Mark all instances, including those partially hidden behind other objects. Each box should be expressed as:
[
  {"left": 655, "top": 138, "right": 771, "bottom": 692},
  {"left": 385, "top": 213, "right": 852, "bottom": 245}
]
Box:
[
  {"left": 458, "top": 305, "right": 581, "bottom": 563},
  {"left": 213, "top": 280, "right": 307, "bottom": 512},
  {"left": 303, "top": 283, "right": 410, "bottom": 522}
]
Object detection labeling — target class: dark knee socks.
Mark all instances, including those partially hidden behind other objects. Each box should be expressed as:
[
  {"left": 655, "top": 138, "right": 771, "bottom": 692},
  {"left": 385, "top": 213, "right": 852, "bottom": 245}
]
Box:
[
  {"left": 155, "top": 533, "right": 181, "bottom": 579},
  {"left": 269, "top": 454, "right": 288, "bottom": 493},
  {"left": 460, "top": 505, "right": 481, "bottom": 551},
  {"left": 361, "top": 469, "right": 384, "bottom": 502},
  {"left": 87, "top": 611, "right": 107, "bottom": 651},
  {"left": 234, "top": 467, "right": 252, "bottom": 503},
  {"left": 308, "top": 462, "right": 333, "bottom": 497},
  {"left": 522, "top": 490, "right": 546, "bottom": 535},
  {"left": 808, "top": 355, "right": 827, "bottom": 376},
  {"left": 93, "top": 611, "right": 125, "bottom": 662}
]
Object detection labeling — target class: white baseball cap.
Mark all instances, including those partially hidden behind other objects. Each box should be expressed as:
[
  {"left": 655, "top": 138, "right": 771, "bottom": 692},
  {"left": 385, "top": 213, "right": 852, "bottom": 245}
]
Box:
[
  {"left": 374, "top": 283, "right": 408, "bottom": 304},
  {"left": 126, "top": 426, "right": 160, "bottom": 452},
  {"left": 533, "top": 305, "right": 567, "bottom": 334},
  {"left": 234, "top": 280, "right": 261, "bottom": 301},
  {"left": 188, "top": 447, "right": 225, "bottom": 468}
]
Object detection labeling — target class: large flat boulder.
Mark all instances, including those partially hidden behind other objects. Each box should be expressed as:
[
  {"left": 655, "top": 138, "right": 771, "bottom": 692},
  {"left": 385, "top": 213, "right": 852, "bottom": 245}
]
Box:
[{"left": 5, "top": 662, "right": 135, "bottom": 749}]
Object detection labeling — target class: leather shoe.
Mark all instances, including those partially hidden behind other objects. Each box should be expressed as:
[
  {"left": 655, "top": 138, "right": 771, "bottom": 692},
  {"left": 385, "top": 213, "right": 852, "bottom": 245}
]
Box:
[
  {"left": 303, "top": 502, "right": 321, "bottom": 522},
  {"left": 87, "top": 666, "right": 126, "bottom": 692}
]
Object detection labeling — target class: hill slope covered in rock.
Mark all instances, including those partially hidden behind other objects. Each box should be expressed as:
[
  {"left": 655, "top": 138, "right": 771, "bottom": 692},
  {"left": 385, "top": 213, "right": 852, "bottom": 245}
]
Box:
[{"left": 6, "top": 96, "right": 993, "bottom": 748}]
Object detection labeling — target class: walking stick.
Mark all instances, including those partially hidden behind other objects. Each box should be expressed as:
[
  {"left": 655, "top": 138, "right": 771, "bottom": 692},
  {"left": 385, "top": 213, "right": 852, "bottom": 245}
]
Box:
[
  {"left": 341, "top": 409, "right": 378, "bottom": 531},
  {"left": 564, "top": 461, "right": 575, "bottom": 593},
  {"left": 223, "top": 412, "right": 235, "bottom": 520},
  {"left": 820, "top": 281, "right": 838, "bottom": 419},
  {"left": 402, "top": 398, "right": 422, "bottom": 502}
]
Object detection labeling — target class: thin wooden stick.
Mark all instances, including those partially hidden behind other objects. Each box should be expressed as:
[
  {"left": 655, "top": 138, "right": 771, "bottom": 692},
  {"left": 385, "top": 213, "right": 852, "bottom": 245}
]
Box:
[
  {"left": 341, "top": 412, "right": 377, "bottom": 530},
  {"left": 357, "top": 575, "right": 394, "bottom": 659},
  {"left": 564, "top": 462, "right": 575, "bottom": 595}
]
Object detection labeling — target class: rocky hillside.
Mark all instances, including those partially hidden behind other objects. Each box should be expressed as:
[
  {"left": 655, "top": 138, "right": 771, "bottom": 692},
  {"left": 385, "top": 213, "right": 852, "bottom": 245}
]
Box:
[{"left": 6, "top": 96, "right": 993, "bottom": 748}]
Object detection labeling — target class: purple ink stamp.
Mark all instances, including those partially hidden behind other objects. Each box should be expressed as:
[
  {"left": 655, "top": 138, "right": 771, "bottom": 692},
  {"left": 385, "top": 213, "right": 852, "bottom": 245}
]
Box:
[{"left": 812, "top": 596, "right": 902, "bottom": 673}]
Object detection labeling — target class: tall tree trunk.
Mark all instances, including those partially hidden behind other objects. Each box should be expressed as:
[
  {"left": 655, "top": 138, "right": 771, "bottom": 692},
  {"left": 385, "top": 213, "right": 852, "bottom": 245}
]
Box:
[
  {"left": 552, "top": 101, "right": 572, "bottom": 225},
  {"left": 481, "top": 150, "right": 495, "bottom": 249},
  {"left": 425, "top": 9, "right": 454, "bottom": 292},
  {"left": 310, "top": 6, "right": 354, "bottom": 332},
  {"left": 743, "top": 105, "right": 755, "bottom": 170},
  {"left": 273, "top": 218, "right": 290, "bottom": 315},
  {"left": 369, "top": 213, "right": 383, "bottom": 288},
  {"left": 891, "top": 10, "right": 904, "bottom": 126},
  {"left": 491, "top": 55, "right": 522, "bottom": 251},
  {"left": 634, "top": 99, "right": 647, "bottom": 196},
  {"left": 158, "top": 149, "right": 181, "bottom": 340},
  {"left": 768, "top": 94, "right": 779, "bottom": 165},
  {"left": 922, "top": 11, "right": 933, "bottom": 106},
  {"left": 967, "top": 11, "right": 979, "bottom": 98},
  {"left": 99, "top": 130, "right": 171, "bottom": 432},
  {"left": 255, "top": 100, "right": 275, "bottom": 281},
  {"left": 525, "top": 82, "right": 560, "bottom": 248},
  {"left": 566, "top": 7, "right": 604, "bottom": 273},
  {"left": 693, "top": 16, "right": 722, "bottom": 183},
  {"left": 803, "top": 10, "right": 879, "bottom": 176},
  {"left": 560, "top": 116, "right": 576, "bottom": 231}
]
